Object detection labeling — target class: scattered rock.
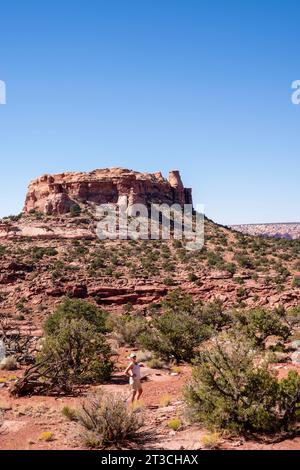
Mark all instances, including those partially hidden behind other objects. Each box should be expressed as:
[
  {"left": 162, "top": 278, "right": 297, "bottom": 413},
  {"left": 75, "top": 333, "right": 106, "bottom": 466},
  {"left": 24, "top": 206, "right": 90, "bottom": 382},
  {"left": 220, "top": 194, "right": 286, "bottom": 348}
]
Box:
[
  {"left": 3, "top": 420, "right": 26, "bottom": 433},
  {"left": 291, "top": 340, "right": 300, "bottom": 350},
  {"left": 291, "top": 351, "right": 300, "bottom": 364}
]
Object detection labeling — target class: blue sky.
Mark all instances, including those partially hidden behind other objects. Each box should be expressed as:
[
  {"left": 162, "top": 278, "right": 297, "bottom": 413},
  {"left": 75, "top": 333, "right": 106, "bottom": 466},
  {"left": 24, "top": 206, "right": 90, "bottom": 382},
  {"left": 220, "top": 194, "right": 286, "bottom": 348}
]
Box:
[{"left": 0, "top": 0, "right": 300, "bottom": 224}]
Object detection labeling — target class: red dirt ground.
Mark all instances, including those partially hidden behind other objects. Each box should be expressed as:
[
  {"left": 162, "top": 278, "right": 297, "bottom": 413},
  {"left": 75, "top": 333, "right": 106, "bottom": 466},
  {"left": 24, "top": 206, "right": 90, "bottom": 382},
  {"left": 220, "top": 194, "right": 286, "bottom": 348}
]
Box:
[{"left": 1, "top": 354, "right": 300, "bottom": 451}]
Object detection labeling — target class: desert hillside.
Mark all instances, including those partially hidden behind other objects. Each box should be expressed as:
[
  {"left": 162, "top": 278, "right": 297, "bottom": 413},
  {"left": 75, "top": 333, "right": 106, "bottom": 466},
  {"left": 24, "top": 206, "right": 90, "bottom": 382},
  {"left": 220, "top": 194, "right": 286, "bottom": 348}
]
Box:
[
  {"left": 0, "top": 212, "right": 300, "bottom": 328},
  {"left": 1, "top": 169, "right": 300, "bottom": 451}
]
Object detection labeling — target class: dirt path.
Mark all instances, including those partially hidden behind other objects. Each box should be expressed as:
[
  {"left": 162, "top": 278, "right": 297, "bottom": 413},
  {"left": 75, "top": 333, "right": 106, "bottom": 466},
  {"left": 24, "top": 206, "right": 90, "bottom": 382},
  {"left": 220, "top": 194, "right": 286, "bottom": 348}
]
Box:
[
  {"left": 1, "top": 363, "right": 300, "bottom": 450},
  {"left": 0, "top": 365, "right": 189, "bottom": 450}
]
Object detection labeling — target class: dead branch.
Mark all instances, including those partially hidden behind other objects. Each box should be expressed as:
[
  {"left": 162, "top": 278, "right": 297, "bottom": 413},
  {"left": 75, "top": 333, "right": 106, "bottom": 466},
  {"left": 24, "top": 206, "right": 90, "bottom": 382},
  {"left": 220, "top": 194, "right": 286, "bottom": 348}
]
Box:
[
  {"left": 10, "top": 357, "right": 76, "bottom": 397},
  {"left": 0, "top": 312, "right": 37, "bottom": 364}
]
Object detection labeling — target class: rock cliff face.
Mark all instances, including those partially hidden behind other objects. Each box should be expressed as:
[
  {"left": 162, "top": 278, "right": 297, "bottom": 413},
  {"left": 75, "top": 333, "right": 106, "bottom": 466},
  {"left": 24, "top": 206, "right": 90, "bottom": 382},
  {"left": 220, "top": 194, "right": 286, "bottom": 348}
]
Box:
[{"left": 24, "top": 168, "right": 193, "bottom": 215}]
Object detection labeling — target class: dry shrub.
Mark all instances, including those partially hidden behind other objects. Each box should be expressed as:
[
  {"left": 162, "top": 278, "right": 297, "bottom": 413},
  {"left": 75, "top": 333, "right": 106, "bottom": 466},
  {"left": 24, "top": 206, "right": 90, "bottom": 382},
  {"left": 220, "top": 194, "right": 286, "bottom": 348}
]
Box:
[
  {"left": 77, "top": 390, "right": 143, "bottom": 448},
  {"left": 146, "top": 357, "right": 165, "bottom": 369},
  {"left": 159, "top": 394, "right": 172, "bottom": 407},
  {"left": 62, "top": 406, "right": 78, "bottom": 421},
  {"left": 200, "top": 431, "right": 222, "bottom": 449},
  {"left": 167, "top": 417, "right": 182, "bottom": 431},
  {"left": 110, "top": 315, "right": 147, "bottom": 347},
  {"left": 39, "top": 431, "right": 54, "bottom": 442}
]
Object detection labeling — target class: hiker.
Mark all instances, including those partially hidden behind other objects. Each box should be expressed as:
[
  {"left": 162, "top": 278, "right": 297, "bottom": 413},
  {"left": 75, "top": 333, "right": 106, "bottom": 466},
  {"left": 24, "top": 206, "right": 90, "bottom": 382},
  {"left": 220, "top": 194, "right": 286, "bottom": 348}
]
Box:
[{"left": 125, "top": 353, "right": 143, "bottom": 404}]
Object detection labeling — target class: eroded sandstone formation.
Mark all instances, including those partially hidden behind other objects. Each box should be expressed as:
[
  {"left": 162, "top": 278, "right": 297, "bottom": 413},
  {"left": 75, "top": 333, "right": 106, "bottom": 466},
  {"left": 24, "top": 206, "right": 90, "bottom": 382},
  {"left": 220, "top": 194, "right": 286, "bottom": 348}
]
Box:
[{"left": 24, "top": 168, "right": 193, "bottom": 215}]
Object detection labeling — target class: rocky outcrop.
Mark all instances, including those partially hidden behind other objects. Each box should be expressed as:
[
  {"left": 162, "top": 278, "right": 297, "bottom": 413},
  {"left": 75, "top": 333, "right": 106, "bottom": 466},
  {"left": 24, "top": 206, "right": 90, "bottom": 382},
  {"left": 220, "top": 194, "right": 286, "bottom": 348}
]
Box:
[
  {"left": 0, "top": 261, "right": 34, "bottom": 284},
  {"left": 24, "top": 168, "right": 193, "bottom": 215},
  {"left": 88, "top": 284, "right": 168, "bottom": 305}
]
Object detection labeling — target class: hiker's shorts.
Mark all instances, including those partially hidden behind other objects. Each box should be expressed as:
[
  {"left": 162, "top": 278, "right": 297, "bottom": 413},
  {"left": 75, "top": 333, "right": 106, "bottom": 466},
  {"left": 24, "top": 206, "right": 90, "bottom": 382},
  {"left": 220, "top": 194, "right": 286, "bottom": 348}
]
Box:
[{"left": 130, "top": 378, "right": 142, "bottom": 391}]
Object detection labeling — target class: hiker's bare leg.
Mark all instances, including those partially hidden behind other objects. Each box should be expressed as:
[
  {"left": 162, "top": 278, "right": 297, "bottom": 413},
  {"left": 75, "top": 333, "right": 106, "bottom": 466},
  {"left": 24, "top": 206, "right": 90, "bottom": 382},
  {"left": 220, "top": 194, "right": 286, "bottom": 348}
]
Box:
[
  {"left": 137, "top": 388, "right": 143, "bottom": 401},
  {"left": 131, "top": 390, "right": 137, "bottom": 404}
]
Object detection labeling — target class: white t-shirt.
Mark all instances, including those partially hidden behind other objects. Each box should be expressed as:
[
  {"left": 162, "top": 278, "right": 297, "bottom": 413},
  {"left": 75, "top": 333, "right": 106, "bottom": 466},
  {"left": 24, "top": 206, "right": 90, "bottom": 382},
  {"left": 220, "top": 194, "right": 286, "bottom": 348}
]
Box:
[{"left": 130, "top": 362, "right": 141, "bottom": 381}]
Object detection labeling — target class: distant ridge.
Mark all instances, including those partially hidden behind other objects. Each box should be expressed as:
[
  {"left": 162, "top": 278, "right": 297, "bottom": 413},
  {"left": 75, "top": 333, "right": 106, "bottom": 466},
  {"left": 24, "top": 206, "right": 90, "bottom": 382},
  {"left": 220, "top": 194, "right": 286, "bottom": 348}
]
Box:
[
  {"left": 231, "top": 222, "right": 300, "bottom": 226},
  {"left": 230, "top": 222, "right": 300, "bottom": 240}
]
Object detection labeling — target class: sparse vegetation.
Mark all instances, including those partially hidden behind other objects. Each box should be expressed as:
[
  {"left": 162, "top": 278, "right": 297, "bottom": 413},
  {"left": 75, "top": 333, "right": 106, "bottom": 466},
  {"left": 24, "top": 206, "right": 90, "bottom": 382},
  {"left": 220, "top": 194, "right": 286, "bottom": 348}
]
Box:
[
  {"left": 232, "top": 307, "right": 290, "bottom": 348},
  {"left": 109, "top": 314, "right": 147, "bottom": 347},
  {"left": 31, "top": 246, "right": 58, "bottom": 261},
  {"left": 39, "top": 318, "right": 114, "bottom": 386},
  {"left": 39, "top": 431, "right": 54, "bottom": 442},
  {"left": 11, "top": 317, "right": 114, "bottom": 396},
  {"left": 77, "top": 390, "right": 143, "bottom": 448},
  {"left": 44, "top": 298, "right": 109, "bottom": 336},
  {"left": 3, "top": 210, "right": 300, "bottom": 447},
  {"left": 159, "top": 394, "right": 172, "bottom": 407},
  {"left": 186, "top": 331, "right": 300, "bottom": 434},
  {"left": 138, "top": 292, "right": 230, "bottom": 363},
  {"left": 62, "top": 406, "right": 78, "bottom": 421},
  {"left": 167, "top": 417, "right": 182, "bottom": 431},
  {"left": 200, "top": 431, "right": 221, "bottom": 449}
]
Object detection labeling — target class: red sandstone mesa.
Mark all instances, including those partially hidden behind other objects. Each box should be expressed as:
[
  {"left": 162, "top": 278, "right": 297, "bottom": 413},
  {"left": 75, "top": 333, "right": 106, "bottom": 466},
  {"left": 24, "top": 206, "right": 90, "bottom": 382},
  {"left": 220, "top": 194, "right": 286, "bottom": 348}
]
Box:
[{"left": 24, "top": 168, "right": 193, "bottom": 215}]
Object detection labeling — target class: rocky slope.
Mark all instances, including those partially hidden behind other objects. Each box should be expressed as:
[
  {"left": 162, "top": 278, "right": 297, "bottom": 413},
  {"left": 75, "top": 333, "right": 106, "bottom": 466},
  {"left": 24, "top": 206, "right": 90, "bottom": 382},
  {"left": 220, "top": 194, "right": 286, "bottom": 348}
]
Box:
[
  {"left": 24, "top": 168, "right": 193, "bottom": 215},
  {"left": 0, "top": 213, "right": 300, "bottom": 337},
  {"left": 0, "top": 168, "right": 300, "bottom": 334}
]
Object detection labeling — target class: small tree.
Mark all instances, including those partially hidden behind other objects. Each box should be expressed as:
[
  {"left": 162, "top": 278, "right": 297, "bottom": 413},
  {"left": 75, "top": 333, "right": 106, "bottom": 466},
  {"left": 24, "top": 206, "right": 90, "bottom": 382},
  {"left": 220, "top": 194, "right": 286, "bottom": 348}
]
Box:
[
  {"left": 11, "top": 318, "right": 114, "bottom": 396},
  {"left": 39, "top": 318, "right": 113, "bottom": 386},
  {"left": 185, "top": 331, "right": 300, "bottom": 434},
  {"left": 138, "top": 292, "right": 230, "bottom": 363},
  {"left": 162, "top": 290, "right": 229, "bottom": 331},
  {"left": 139, "top": 311, "right": 210, "bottom": 363},
  {"left": 0, "top": 313, "right": 36, "bottom": 365},
  {"left": 139, "top": 289, "right": 230, "bottom": 362},
  {"left": 232, "top": 307, "right": 290, "bottom": 348},
  {"left": 195, "top": 299, "right": 230, "bottom": 331},
  {"left": 110, "top": 314, "right": 148, "bottom": 347},
  {"left": 70, "top": 204, "right": 82, "bottom": 217},
  {"left": 292, "top": 276, "right": 300, "bottom": 288},
  {"left": 161, "top": 290, "right": 195, "bottom": 315},
  {"left": 44, "top": 298, "right": 109, "bottom": 335}
]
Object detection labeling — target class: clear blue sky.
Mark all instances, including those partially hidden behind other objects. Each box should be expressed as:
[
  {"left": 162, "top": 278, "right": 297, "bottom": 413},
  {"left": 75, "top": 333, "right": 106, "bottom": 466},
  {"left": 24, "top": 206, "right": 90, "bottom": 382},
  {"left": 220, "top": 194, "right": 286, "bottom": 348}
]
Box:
[{"left": 0, "top": 0, "right": 300, "bottom": 224}]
